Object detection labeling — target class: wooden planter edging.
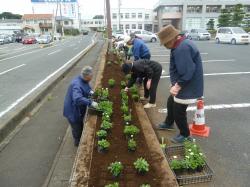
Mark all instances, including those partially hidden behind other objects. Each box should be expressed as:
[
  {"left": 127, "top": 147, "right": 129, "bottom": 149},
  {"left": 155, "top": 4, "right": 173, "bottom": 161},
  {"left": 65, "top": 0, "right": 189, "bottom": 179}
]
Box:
[{"left": 69, "top": 41, "right": 179, "bottom": 187}]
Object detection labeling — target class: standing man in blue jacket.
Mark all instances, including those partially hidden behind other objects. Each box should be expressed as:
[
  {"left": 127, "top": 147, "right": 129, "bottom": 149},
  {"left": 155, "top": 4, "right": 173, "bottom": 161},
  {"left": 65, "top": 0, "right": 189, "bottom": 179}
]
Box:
[
  {"left": 63, "top": 66, "right": 98, "bottom": 146},
  {"left": 157, "top": 25, "right": 204, "bottom": 143}
]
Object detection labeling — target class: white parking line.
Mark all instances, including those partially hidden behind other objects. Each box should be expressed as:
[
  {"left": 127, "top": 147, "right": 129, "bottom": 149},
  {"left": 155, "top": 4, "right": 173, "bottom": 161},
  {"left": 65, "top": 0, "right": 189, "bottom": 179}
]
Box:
[
  {"left": 48, "top": 49, "right": 62, "bottom": 56},
  {"left": 159, "top": 59, "right": 236, "bottom": 64},
  {"left": 158, "top": 103, "right": 250, "bottom": 113},
  {"left": 0, "top": 64, "right": 26, "bottom": 76},
  {"left": 161, "top": 71, "right": 250, "bottom": 79}
]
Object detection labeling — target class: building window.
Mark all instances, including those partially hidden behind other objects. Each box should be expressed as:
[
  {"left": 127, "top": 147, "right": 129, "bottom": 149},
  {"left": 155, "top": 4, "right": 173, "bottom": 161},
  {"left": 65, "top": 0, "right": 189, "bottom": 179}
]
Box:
[
  {"left": 187, "top": 5, "right": 202, "bottom": 14},
  {"left": 206, "top": 5, "right": 221, "bottom": 13},
  {"left": 95, "top": 21, "right": 98, "bottom": 24},
  {"left": 120, "top": 24, "right": 124, "bottom": 30},
  {"left": 34, "top": 20, "right": 38, "bottom": 24},
  {"left": 64, "top": 21, "right": 69, "bottom": 25},
  {"left": 112, "top": 13, "right": 117, "bottom": 19},
  {"left": 120, "top": 13, "right": 123, "bottom": 19},
  {"left": 125, "top": 13, "right": 130, "bottom": 19},
  {"left": 138, "top": 13, "right": 142, "bottom": 18},
  {"left": 163, "top": 6, "right": 182, "bottom": 13},
  {"left": 132, "top": 24, "right": 136, "bottom": 29},
  {"left": 185, "top": 18, "right": 202, "bottom": 30},
  {"left": 84, "top": 22, "right": 87, "bottom": 24},
  {"left": 145, "top": 14, "right": 150, "bottom": 19},
  {"left": 132, "top": 13, "right": 136, "bottom": 18},
  {"left": 138, "top": 24, "right": 142, "bottom": 29},
  {"left": 99, "top": 21, "right": 102, "bottom": 24},
  {"left": 90, "top": 21, "right": 93, "bottom": 24},
  {"left": 125, "top": 24, "right": 130, "bottom": 29},
  {"left": 113, "top": 24, "right": 117, "bottom": 31}
]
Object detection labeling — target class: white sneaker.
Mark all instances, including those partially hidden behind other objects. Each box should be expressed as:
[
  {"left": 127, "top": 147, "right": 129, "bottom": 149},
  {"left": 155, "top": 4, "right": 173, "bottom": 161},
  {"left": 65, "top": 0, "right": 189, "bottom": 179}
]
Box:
[{"left": 144, "top": 103, "right": 156, "bottom": 109}]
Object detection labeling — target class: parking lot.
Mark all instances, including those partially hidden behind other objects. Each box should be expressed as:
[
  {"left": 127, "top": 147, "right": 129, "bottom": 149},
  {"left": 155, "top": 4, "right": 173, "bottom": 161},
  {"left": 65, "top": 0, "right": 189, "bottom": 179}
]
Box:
[{"left": 146, "top": 40, "right": 250, "bottom": 186}]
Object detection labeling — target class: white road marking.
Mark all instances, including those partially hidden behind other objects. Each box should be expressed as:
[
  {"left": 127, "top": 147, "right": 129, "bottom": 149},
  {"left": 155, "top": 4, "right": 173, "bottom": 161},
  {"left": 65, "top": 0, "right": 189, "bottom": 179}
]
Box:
[
  {"left": 161, "top": 71, "right": 250, "bottom": 79},
  {"left": 48, "top": 49, "right": 61, "bottom": 56},
  {"left": 158, "top": 103, "right": 250, "bottom": 113},
  {"left": 0, "top": 45, "right": 55, "bottom": 63},
  {"left": 159, "top": 59, "right": 236, "bottom": 64},
  {"left": 0, "top": 41, "right": 95, "bottom": 118},
  {"left": 14, "top": 46, "right": 26, "bottom": 51},
  {"left": 0, "top": 46, "right": 8, "bottom": 50},
  {"left": 69, "top": 44, "right": 76, "bottom": 47},
  {"left": 0, "top": 64, "right": 26, "bottom": 76}
]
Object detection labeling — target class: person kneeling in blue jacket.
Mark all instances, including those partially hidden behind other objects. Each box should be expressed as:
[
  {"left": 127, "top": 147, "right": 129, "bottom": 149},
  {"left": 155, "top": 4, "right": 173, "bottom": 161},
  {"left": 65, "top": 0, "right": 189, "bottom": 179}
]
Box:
[
  {"left": 63, "top": 66, "right": 98, "bottom": 146},
  {"left": 157, "top": 25, "right": 204, "bottom": 144}
]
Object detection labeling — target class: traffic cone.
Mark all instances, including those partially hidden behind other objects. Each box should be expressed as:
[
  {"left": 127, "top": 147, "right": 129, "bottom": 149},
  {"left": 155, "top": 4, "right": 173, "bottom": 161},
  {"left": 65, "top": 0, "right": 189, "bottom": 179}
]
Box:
[{"left": 189, "top": 99, "right": 210, "bottom": 137}]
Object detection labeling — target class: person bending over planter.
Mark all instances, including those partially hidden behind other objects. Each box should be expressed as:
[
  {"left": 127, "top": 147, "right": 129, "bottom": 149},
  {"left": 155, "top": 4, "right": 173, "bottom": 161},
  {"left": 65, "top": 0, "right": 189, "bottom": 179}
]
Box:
[
  {"left": 157, "top": 25, "right": 204, "bottom": 144},
  {"left": 63, "top": 66, "right": 98, "bottom": 146},
  {"left": 122, "top": 60, "right": 162, "bottom": 109}
]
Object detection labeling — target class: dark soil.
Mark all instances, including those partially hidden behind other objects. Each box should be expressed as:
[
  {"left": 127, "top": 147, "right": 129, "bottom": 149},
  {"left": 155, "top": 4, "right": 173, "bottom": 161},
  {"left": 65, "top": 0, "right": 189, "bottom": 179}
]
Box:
[{"left": 88, "top": 55, "right": 162, "bottom": 187}]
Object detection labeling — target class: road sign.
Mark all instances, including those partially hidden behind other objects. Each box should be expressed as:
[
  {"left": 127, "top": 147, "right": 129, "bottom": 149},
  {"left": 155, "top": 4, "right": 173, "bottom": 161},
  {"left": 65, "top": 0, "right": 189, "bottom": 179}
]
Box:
[{"left": 31, "top": 0, "right": 77, "bottom": 3}]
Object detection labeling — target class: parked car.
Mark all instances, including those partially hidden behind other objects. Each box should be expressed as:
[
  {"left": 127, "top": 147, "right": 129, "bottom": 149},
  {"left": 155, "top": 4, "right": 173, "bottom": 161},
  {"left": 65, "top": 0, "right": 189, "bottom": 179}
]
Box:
[
  {"left": 0, "top": 35, "right": 9, "bottom": 45},
  {"left": 112, "top": 30, "right": 126, "bottom": 40},
  {"left": 215, "top": 27, "right": 249, "bottom": 45},
  {"left": 82, "top": 30, "right": 89, "bottom": 35},
  {"left": 130, "top": 30, "right": 157, "bottom": 42},
  {"left": 22, "top": 36, "right": 36, "bottom": 44},
  {"left": 53, "top": 33, "right": 62, "bottom": 41},
  {"left": 188, "top": 29, "right": 211, "bottom": 40},
  {"left": 36, "top": 35, "right": 51, "bottom": 44}
]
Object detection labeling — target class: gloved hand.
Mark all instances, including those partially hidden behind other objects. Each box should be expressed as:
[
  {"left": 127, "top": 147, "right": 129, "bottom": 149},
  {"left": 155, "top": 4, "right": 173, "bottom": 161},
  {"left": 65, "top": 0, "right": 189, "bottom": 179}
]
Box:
[
  {"left": 125, "top": 87, "right": 129, "bottom": 92},
  {"left": 89, "top": 90, "right": 94, "bottom": 96},
  {"left": 91, "top": 101, "right": 98, "bottom": 108}
]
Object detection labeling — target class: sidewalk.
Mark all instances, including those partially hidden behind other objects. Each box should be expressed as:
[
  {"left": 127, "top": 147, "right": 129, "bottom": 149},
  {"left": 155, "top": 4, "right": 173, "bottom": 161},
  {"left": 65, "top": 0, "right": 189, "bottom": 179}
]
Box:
[{"left": 0, "top": 40, "right": 104, "bottom": 187}]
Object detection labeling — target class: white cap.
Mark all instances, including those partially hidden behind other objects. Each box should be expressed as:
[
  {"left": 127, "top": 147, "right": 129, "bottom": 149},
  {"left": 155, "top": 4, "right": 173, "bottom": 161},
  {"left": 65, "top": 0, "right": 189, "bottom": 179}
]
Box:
[{"left": 123, "top": 35, "right": 131, "bottom": 43}]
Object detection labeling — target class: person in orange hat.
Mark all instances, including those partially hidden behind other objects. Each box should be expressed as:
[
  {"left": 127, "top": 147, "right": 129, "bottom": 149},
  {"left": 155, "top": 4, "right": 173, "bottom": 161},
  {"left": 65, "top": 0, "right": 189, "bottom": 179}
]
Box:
[{"left": 157, "top": 25, "right": 204, "bottom": 143}]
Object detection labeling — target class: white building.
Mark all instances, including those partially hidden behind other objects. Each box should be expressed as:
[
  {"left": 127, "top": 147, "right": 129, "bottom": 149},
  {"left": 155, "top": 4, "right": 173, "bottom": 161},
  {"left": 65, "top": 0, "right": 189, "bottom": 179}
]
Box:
[
  {"left": 154, "top": 0, "right": 250, "bottom": 31},
  {"left": 0, "top": 19, "right": 22, "bottom": 34},
  {"left": 81, "top": 19, "right": 105, "bottom": 31},
  {"left": 111, "top": 8, "right": 155, "bottom": 32}
]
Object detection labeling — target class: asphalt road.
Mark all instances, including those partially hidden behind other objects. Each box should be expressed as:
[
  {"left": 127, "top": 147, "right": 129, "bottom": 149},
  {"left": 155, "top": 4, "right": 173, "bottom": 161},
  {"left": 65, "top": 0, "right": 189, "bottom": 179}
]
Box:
[
  {"left": 146, "top": 40, "right": 250, "bottom": 186},
  {"left": 0, "top": 34, "right": 94, "bottom": 118}
]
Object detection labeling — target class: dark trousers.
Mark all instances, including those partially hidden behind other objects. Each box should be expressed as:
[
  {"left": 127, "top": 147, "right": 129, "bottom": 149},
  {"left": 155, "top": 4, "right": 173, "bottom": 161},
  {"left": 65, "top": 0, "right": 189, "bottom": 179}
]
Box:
[
  {"left": 165, "top": 95, "right": 190, "bottom": 137},
  {"left": 67, "top": 119, "right": 83, "bottom": 146},
  {"left": 143, "top": 69, "right": 162, "bottom": 104}
]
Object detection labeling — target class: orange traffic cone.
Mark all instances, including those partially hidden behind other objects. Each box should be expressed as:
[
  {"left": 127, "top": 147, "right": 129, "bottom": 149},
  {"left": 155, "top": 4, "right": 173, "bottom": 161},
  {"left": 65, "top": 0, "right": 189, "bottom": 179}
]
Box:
[{"left": 189, "top": 99, "right": 210, "bottom": 137}]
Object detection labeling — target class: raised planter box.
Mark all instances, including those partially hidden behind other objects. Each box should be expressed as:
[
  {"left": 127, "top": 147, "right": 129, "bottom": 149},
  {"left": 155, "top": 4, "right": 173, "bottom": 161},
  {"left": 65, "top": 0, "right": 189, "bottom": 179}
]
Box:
[
  {"left": 69, "top": 42, "right": 179, "bottom": 187},
  {"left": 165, "top": 145, "right": 213, "bottom": 186}
]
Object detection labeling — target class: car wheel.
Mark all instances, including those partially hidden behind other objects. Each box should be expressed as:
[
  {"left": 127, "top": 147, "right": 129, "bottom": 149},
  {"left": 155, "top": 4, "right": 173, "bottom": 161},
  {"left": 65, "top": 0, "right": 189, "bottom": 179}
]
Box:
[
  {"left": 216, "top": 38, "right": 220, "bottom": 44},
  {"left": 151, "top": 37, "right": 157, "bottom": 42},
  {"left": 231, "top": 39, "right": 236, "bottom": 45}
]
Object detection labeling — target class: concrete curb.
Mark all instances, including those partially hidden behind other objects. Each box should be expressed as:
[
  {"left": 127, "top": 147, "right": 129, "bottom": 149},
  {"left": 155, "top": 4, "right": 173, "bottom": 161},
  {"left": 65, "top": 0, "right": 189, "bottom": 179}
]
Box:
[
  {"left": 0, "top": 34, "right": 98, "bottom": 143},
  {"left": 40, "top": 42, "right": 54, "bottom": 49}
]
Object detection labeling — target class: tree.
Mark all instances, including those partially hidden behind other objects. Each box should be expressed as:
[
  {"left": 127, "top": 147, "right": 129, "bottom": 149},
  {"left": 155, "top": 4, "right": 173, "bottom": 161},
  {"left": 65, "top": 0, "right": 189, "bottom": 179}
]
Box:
[
  {"left": 243, "top": 13, "right": 250, "bottom": 28},
  {"left": 231, "top": 4, "right": 245, "bottom": 26},
  {"left": 206, "top": 19, "right": 215, "bottom": 30},
  {"left": 93, "top": 15, "right": 104, "bottom": 19},
  {"left": 0, "top": 12, "right": 22, "bottom": 19},
  {"left": 218, "top": 9, "right": 232, "bottom": 27}
]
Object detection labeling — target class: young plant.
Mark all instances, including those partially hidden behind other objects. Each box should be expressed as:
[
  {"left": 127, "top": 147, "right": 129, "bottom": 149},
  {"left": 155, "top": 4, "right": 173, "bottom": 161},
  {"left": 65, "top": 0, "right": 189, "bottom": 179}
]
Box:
[
  {"left": 123, "top": 113, "right": 132, "bottom": 123},
  {"left": 102, "top": 113, "right": 111, "bottom": 122},
  {"left": 101, "top": 120, "right": 113, "bottom": 131},
  {"left": 96, "top": 130, "right": 107, "bottom": 140},
  {"left": 106, "top": 61, "right": 112, "bottom": 66},
  {"left": 108, "top": 78, "right": 116, "bottom": 88},
  {"left": 170, "top": 159, "right": 183, "bottom": 171},
  {"left": 120, "top": 81, "right": 126, "bottom": 89},
  {"left": 130, "top": 85, "right": 138, "bottom": 95},
  {"left": 140, "top": 184, "right": 151, "bottom": 187},
  {"left": 105, "top": 182, "right": 119, "bottom": 187},
  {"left": 97, "top": 139, "right": 110, "bottom": 152},
  {"left": 128, "top": 138, "right": 137, "bottom": 152},
  {"left": 125, "top": 74, "right": 131, "bottom": 81},
  {"left": 108, "top": 161, "right": 123, "bottom": 177},
  {"left": 134, "top": 157, "right": 149, "bottom": 174},
  {"left": 132, "top": 94, "right": 139, "bottom": 102},
  {"left": 98, "top": 101, "right": 113, "bottom": 115},
  {"left": 121, "top": 104, "right": 129, "bottom": 114},
  {"left": 124, "top": 125, "right": 140, "bottom": 137}
]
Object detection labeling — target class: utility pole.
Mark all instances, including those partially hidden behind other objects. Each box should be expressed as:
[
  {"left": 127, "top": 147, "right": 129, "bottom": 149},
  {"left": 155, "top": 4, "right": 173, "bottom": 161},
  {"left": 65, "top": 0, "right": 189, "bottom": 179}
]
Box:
[
  {"left": 59, "top": 2, "right": 64, "bottom": 37},
  {"left": 118, "top": 0, "right": 121, "bottom": 31},
  {"left": 105, "top": 0, "right": 112, "bottom": 43}
]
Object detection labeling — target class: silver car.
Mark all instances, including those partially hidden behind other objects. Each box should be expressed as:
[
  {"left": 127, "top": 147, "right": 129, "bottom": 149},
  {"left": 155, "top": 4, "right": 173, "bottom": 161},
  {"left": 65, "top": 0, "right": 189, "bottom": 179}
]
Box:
[
  {"left": 188, "top": 29, "right": 211, "bottom": 40},
  {"left": 0, "top": 35, "right": 9, "bottom": 45}
]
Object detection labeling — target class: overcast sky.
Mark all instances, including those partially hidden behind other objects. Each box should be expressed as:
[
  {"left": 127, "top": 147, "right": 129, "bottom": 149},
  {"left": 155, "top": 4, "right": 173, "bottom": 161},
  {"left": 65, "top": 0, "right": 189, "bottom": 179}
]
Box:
[{"left": 0, "top": 0, "right": 158, "bottom": 18}]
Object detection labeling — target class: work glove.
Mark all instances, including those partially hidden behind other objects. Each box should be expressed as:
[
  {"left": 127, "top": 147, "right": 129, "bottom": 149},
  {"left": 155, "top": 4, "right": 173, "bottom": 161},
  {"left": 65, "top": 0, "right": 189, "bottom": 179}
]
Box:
[
  {"left": 89, "top": 90, "right": 94, "bottom": 96},
  {"left": 91, "top": 101, "right": 98, "bottom": 108}
]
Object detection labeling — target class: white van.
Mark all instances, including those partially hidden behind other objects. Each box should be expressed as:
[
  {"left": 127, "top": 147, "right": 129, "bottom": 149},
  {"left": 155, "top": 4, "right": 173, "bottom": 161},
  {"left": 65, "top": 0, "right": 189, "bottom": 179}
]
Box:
[{"left": 215, "top": 27, "right": 249, "bottom": 45}]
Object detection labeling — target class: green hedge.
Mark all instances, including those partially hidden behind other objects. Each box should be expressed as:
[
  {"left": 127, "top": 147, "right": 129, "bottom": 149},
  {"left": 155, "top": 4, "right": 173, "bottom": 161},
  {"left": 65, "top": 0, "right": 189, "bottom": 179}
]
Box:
[
  {"left": 64, "top": 28, "right": 80, "bottom": 36},
  {"left": 243, "top": 27, "right": 250, "bottom": 33}
]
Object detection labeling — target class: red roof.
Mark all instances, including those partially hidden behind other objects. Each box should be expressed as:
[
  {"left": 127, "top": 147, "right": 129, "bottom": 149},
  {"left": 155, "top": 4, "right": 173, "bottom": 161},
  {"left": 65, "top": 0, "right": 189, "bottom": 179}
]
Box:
[{"left": 22, "top": 14, "right": 53, "bottom": 20}]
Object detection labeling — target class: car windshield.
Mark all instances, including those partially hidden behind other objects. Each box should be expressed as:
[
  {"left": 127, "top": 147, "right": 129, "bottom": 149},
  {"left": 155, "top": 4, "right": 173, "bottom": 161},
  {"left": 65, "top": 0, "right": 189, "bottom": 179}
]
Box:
[
  {"left": 232, "top": 28, "right": 246, "bottom": 34},
  {"left": 197, "top": 29, "right": 208, "bottom": 33},
  {"left": 40, "top": 36, "right": 48, "bottom": 39}
]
